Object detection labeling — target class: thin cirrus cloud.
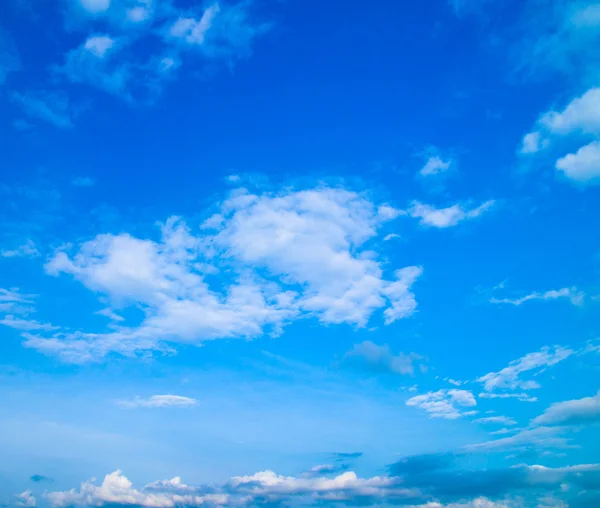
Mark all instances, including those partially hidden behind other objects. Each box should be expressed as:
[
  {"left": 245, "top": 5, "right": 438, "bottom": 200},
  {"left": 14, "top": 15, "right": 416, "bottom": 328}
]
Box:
[
  {"left": 0, "top": 287, "right": 56, "bottom": 333},
  {"left": 474, "top": 415, "right": 518, "bottom": 426},
  {"left": 408, "top": 200, "right": 495, "bottom": 228},
  {"left": 116, "top": 395, "right": 198, "bottom": 408},
  {"left": 489, "top": 287, "right": 585, "bottom": 306},
  {"left": 21, "top": 187, "right": 420, "bottom": 363},
  {"left": 0, "top": 240, "right": 40, "bottom": 259},
  {"left": 10, "top": 91, "right": 73, "bottom": 128},
  {"left": 477, "top": 345, "right": 573, "bottom": 394}
]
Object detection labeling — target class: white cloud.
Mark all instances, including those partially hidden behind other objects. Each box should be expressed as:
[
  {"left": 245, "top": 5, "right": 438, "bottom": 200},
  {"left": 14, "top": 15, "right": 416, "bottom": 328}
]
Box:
[
  {"left": 116, "top": 395, "right": 198, "bottom": 408},
  {"left": 1, "top": 239, "right": 40, "bottom": 258},
  {"left": 520, "top": 87, "right": 600, "bottom": 185},
  {"left": 406, "top": 389, "right": 476, "bottom": 419},
  {"left": 419, "top": 155, "right": 452, "bottom": 177},
  {"left": 478, "top": 392, "right": 538, "bottom": 403},
  {"left": 169, "top": 5, "right": 221, "bottom": 45},
  {"left": 84, "top": 35, "right": 115, "bottom": 58},
  {"left": 408, "top": 200, "right": 494, "bottom": 228},
  {"left": 45, "top": 470, "right": 228, "bottom": 507},
  {"left": 15, "top": 491, "right": 36, "bottom": 508},
  {"left": 539, "top": 87, "right": 600, "bottom": 136},
  {"left": 343, "top": 341, "right": 424, "bottom": 376},
  {"left": 533, "top": 390, "right": 600, "bottom": 426},
  {"left": 44, "top": 468, "right": 420, "bottom": 507},
  {"left": 27, "top": 187, "right": 420, "bottom": 362},
  {"left": 520, "top": 131, "right": 548, "bottom": 154},
  {"left": 490, "top": 287, "right": 585, "bottom": 306},
  {"left": 477, "top": 346, "right": 573, "bottom": 393},
  {"left": 95, "top": 308, "right": 124, "bottom": 322},
  {"left": 474, "top": 416, "right": 518, "bottom": 426},
  {"left": 555, "top": 140, "right": 600, "bottom": 183}
]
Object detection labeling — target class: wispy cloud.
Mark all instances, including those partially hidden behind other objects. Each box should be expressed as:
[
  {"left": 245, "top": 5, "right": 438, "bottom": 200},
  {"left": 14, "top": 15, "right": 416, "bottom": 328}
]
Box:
[
  {"left": 71, "top": 176, "right": 96, "bottom": 187},
  {"left": 477, "top": 346, "right": 573, "bottom": 393},
  {"left": 474, "top": 416, "right": 518, "bottom": 426},
  {"left": 418, "top": 155, "right": 453, "bottom": 177},
  {"left": 490, "top": 287, "right": 585, "bottom": 306},
  {"left": 408, "top": 200, "right": 495, "bottom": 228},
  {"left": 116, "top": 395, "right": 198, "bottom": 409},
  {"left": 11, "top": 91, "right": 73, "bottom": 128}
]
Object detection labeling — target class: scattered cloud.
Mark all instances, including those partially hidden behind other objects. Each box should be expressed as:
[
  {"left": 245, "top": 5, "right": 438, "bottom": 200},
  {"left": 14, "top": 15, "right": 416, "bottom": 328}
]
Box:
[
  {"left": 406, "top": 389, "right": 477, "bottom": 419},
  {"left": 475, "top": 416, "right": 518, "bottom": 426},
  {"left": 419, "top": 155, "right": 453, "bottom": 177},
  {"left": 342, "top": 341, "right": 425, "bottom": 376},
  {"left": 44, "top": 468, "right": 418, "bottom": 507},
  {"left": 520, "top": 87, "right": 600, "bottom": 185},
  {"left": 72, "top": 176, "right": 96, "bottom": 187},
  {"left": 490, "top": 287, "right": 585, "bottom": 307},
  {"left": 477, "top": 346, "right": 573, "bottom": 393},
  {"left": 15, "top": 491, "right": 36, "bottom": 507},
  {"left": 533, "top": 390, "right": 600, "bottom": 426},
  {"left": 11, "top": 91, "right": 73, "bottom": 128},
  {"left": 1, "top": 239, "right": 40, "bottom": 259},
  {"left": 25, "top": 187, "right": 421, "bottom": 363},
  {"left": 408, "top": 200, "right": 495, "bottom": 228},
  {"left": 95, "top": 307, "right": 125, "bottom": 322},
  {"left": 116, "top": 395, "right": 198, "bottom": 408},
  {"left": 556, "top": 140, "right": 600, "bottom": 183},
  {"left": 0, "top": 288, "right": 56, "bottom": 332}
]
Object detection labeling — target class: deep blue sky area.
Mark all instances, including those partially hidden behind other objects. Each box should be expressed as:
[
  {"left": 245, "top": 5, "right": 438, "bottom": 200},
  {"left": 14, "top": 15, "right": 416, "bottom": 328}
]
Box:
[{"left": 0, "top": 1, "right": 599, "bottom": 507}]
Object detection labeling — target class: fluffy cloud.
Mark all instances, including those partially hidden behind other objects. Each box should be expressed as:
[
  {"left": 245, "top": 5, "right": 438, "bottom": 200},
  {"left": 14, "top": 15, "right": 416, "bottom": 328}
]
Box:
[
  {"left": 43, "top": 469, "right": 419, "bottom": 507},
  {"left": 520, "top": 87, "right": 600, "bottom": 185},
  {"left": 343, "top": 341, "right": 425, "bottom": 376},
  {"left": 25, "top": 187, "right": 420, "bottom": 362},
  {"left": 477, "top": 346, "right": 573, "bottom": 393},
  {"left": 555, "top": 140, "right": 600, "bottom": 182},
  {"left": 45, "top": 470, "right": 228, "bottom": 507},
  {"left": 116, "top": 395, "right": 198, "bottom": 408},
  {"left": 408, "top": 200, "right": 494, "bottom": 228},
  {"left": 489, "top": 287, "right": 585, "bottom": 306},
  {"left": 406, "top": 389, "right": 477, "bottom": 419},
  {"left": 533, "top": 390, "right": 600, "bottom": 426},
  {"left": 15, "top": 491, "right": 36, "bottom": 507}
]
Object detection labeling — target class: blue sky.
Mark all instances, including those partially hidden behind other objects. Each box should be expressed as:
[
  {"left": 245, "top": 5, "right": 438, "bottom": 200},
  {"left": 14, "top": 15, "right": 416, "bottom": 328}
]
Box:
[{"left": 0, "top": 0, "right": 599, "bottom": 507}]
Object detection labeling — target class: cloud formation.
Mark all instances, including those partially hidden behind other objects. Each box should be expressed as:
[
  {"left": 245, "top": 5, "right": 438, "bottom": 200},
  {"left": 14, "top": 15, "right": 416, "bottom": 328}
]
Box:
[
  {"left": 490, "top": 287, "right": 584, "bottom": 307},
  {"left": 533, "top": 390, "right": 600, "bottom": 426},
  {"left": 406, "top": 389, "right": 477, "bottom": 419},
  {"left": 477, "top": 346, "right": 573, "bottom": 394},
  {"left": 116, "top": 394, "right": 198, "bottom": 408},
  {"left": 408, "top": 200, "right": 495, "bottom": 228},
  {"left": 23, "top": 187, "right": 420, "bottom": 362},
  {"left": 343, "top": 341, "right": 425, "bottom": 376}
]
